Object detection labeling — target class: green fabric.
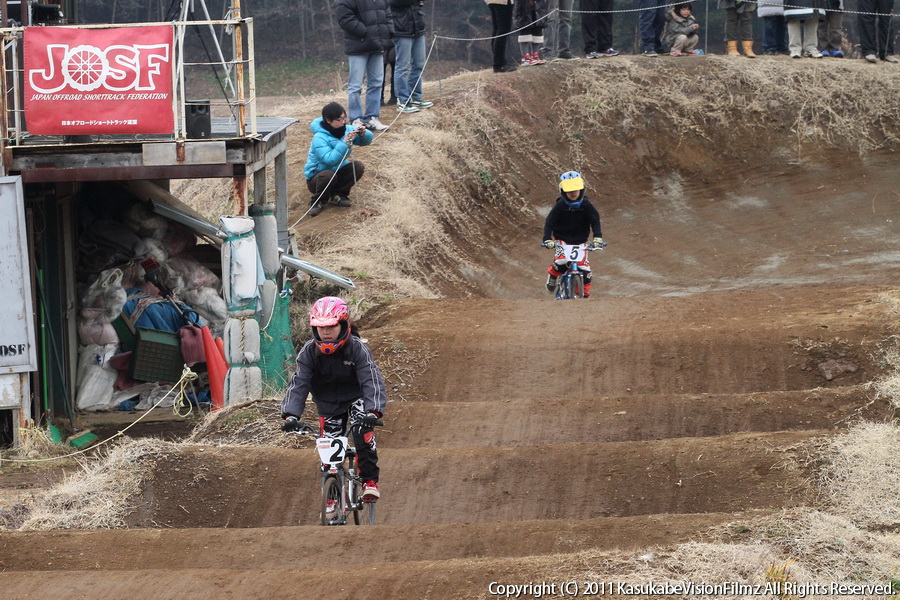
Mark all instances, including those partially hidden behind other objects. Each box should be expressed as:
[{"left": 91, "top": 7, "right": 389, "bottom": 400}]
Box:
[{"left": 259, "top": 281, "right": 295, "bottom": 393}]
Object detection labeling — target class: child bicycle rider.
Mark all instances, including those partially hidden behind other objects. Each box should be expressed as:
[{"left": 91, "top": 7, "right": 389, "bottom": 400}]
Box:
[
  {"left": 281, "top": 296, "right": 387, "bottom": 502},
  {"left": 542, "top": 171, "right": 604, "bottom": 297}
]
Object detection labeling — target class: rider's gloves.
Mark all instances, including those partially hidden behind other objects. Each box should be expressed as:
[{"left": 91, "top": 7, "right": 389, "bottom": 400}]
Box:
[
  {"left": 543, "top": 240, "right": 556, "bottom": 250},
  {"left": 592, "top": 237, "right": 604, "bottom": 249},
  {"left": 360, "top": 411, "right": 381, "bottom": 428},
  {"left": 281, "top": 416, "right": 301, "bottom": 432}
]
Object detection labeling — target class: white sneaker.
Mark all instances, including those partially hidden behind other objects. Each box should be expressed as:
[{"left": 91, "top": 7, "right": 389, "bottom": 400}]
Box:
[
  {"left": 367, "top": 117, "right": 390, "bottom": 131},
  {"left": 350, "top": 118, "right": 367, "bottom": 129}
]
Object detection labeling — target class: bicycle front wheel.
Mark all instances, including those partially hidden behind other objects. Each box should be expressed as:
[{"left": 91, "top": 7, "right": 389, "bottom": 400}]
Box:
[
  {"left": 570, "top": 273, "right": 584, "bottom": 298},
  {"left": 349, "top": 478, "right": 362, "bottom": 525},
  {"left": 321, "top": 476, "right": 342, "bottom": 526},
  {"left": 361, "top": 501, "right": 376, "bottom": 525}
]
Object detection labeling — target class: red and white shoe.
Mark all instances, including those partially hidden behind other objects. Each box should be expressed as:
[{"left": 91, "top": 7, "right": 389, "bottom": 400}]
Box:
[
  {"left": 325, "top": 499, "right": 339, "bottom": 521},
  {"left": 362, "top": 481, "right": 381, "bottom": 502}
]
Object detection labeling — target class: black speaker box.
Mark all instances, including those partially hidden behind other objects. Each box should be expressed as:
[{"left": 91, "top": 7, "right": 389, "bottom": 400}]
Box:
[{"left": 186, "top": 99, "right": 211, "bottom": 139}]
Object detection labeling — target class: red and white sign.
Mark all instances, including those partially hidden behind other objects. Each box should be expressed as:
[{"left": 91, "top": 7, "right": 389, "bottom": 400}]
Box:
[{"left": 24, "top": 26, "right": 174, "bottom": 135}]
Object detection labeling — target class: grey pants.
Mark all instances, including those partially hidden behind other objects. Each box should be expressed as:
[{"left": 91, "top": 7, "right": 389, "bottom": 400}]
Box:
[
  {"left": 543, "top": 0, "right": 575, "bottom": 56},
  {"left": 671, "top": 33, "right": 699, "bottom": 53},
  {"left": 724, "top": 7, "right": 754, "bottom": 41},
  {"left": 787, "top": 19, "right": 819, "bottom": 55}
]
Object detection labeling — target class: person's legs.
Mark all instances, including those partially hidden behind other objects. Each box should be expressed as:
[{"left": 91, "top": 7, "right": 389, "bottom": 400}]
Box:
[
  {"left": 409, "top": 35, "right": 426, "bottom": 101},
  {"left": 684, "top": 33, "right": 699, "bottom": 52},
  {"left": 346, "top": 400, "right": 379, "bottom": 485},
  {"left": 738, "top": 10, "right": 754, "bottom": 42},
  {"left": 857, "top": 0, "right": 877, "bottom": 56},
  {"left": 724, "top": 7, "right": 739, "bottom": 41},
  {"left": 875, "top": 0, "right": 895, "bottom": 58},
  {"left": 346, "top": 54, "right": 366, "bottom": 122},
  {"left": 762, "top": 16, "right": 778, "bottom": 53},
  {"left": 363, "top": 52, "right": 384, "bottom": 121},
  {"left": 490, "top": 4, "right": 514, "bottom": 70},
  {"left": 787, "top": 20, "right": 803, "bottom": 55},
  {"left": 801, "top": 17, "right": 820, "bottom": 54},
  {"left": 596, "top": 0, "right": 615, "bottom": 51},
  {"left": 558, "top": 0, "right": 574, "bottom": 54},
  {"left": 775, "top": 16, "right": 790, "bottom": 53},
  {"left": 332, "top": 161, "right": 365, "bottom": 201},
  {"left": 638, "top": 0, "right": 662, "bottom": 52},
  {"left": 581, "top": 0, "right": 601, "bottom": 54},
  {"left": 671, "top": 34, "right": 689, "bottom": 53},
  {"left": 308, "top": 170, "right": 336, "bottom": 206},
  {"left": 544, "top": 0, "right": 560, "bottom": 57},
  {"left": 393, "top": 36, "right": 413, "bottom": 105}
]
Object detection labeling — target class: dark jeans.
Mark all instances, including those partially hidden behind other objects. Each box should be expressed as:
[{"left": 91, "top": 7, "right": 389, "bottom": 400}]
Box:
[
  {"left": 581, "top": 0, "right": 615, "bottom": 52},
  {"left": 763, "top": 15, "right": 789, "bottom": 53},
  {"left": 490, "top": 3, "right": 514, "bottom": 69},
  {"left": 858, "top": 0, "right": 896, "bottom": 57},
  {"left": 306, "top": 161, "right": 365, "bottom": 205},
  {"left": 638, "top": 0, "right": 667, "bottom": 52}
]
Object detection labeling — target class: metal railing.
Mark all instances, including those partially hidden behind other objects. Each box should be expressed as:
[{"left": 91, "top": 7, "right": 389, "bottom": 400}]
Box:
[{"left": 0, "top": 17, "right": 257, "bottom": 146}]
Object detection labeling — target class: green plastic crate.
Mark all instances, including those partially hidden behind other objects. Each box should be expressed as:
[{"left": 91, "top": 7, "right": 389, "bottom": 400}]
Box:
[
  {"left": 111, "top": 313, "right": 136, "bottom": 351},
  {"left": 130, "top": 327, "right": 184, "bottom": 382}
]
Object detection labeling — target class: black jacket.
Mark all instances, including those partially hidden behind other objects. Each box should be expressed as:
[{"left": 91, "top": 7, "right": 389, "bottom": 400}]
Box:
[
  {"left": 542, "top": 195, "right": 602, "bottom": 244},
  {"left": 336, "top": 0, "right": 393, "bottom": 55},
  {"left": 281, "top": 336, "right": 387, "bottom": 419},
  {"left": 389, "top": 0, "right": 426, "bottom": 37}
]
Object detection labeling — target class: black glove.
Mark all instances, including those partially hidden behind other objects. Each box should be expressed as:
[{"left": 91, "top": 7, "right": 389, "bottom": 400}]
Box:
[
  {"left": 360, "top": 411, "right": 381, "bottom": 428},
  {"left": 281, "top": 416, "right": 301, "bottom": 432}
]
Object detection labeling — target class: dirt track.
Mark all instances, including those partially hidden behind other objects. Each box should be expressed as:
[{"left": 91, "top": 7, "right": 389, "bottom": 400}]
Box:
[{"left": 1, "top": 59, "right": 899, "bottom": 599}]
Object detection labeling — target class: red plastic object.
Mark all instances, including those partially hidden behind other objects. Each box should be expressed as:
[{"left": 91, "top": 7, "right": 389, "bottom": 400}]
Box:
[{"left": 201, "top": 325, "right": 226, "bottom": 410}]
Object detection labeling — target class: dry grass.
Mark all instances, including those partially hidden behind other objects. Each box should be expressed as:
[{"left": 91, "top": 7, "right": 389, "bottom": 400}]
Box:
[
  {"left": 17, "top": 439, "right": 176, "bottom": 531},
  {"left": 562, "top": 58, "right": 900, "bottom": 154}
]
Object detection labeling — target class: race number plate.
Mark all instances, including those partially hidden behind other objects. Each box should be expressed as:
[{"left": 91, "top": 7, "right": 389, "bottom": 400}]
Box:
[
  {"left": 317, "top": 436, "right": 348, "bottom": 464},
  {"left": 560, "top": 244, "right": 586, "bottom": 263}
]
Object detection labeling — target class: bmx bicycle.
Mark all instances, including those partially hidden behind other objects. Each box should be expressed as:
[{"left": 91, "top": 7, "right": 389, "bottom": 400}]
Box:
[
  {"left": 288, "top": 418, "right": 382, "bottom": 526},
  {"left": 542, "top": 241, "right": 606, "bottom": 300}
]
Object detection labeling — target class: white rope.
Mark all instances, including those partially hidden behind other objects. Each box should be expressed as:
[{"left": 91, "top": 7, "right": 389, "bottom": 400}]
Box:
[{"left": 0, "top": 367, "right": 200, "bottom": 465}]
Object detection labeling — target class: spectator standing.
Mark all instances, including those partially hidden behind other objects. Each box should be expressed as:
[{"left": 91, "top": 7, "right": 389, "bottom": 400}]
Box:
[
  {"left": 486, "top": 0, "right": 518, "bottom": 72},
  {"left": 638, "top": 0, "right": 667, "bottom": 56},
  {"left": 785, "top": 0, "right": 823, "bottom": 58},
  {"left": 818, "top": 0, "right": 844, "bottom": 56},
  {"left": 858, "top": 0, "right": 897, "bottom": 62},
  {"left": 719, "top": 0, "right": 757, "bottom": 57},
  {"left": 662, "top": 2, "right": 701, "bottom": 55},
  {"left": 758, "top": 0, "right": 789, "bottom": 55},
  {"left": 515, "top": 0, "right": 549, "bottom": 65},
  {"left": 390, "top": 0, "right": 435, "bottom": 113},
  {"left": 337, "top": 0, "right": 393, "bottom": 132},
  {"left": 581, "top": 0, "right": 620, "bottom": 58},
  {"left": 543, "top": 0, "right": 575, "bottom": 59}
]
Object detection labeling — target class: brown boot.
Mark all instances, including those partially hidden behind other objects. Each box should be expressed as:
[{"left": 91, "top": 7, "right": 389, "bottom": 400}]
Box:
[
  {"left": 742, "top": 40, "right": 757, "bottom": 58},
  {"left": 726, "top": 40, "right": 740, "bottom": 56}
]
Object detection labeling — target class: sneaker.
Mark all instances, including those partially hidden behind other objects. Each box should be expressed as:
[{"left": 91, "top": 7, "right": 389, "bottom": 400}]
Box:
[
  {"left": 682, "top": 50, "right": 698, "bottom": 55},
  {"left": 329, "top": 194, "right": 351, "bottom": 207},
  {"left": 804, "top": 50, "right": 823, "bottom": 58},
  {"left": 832, "top": 50, "right": 844, "bottom": 58},
  {"left": 362, "top": 481, "right": 380, "bottom": 501},
  {"left": 308, "top": 202, "right": 323, "bottom": 217},
  {"left": 521, "top": 54, "right": 532, "bottom": 66},
  {"left": 884, "top": 55, "right": 899, "bottom": 63},
  {"left": 642, "top": 49, "right": 659, "bottom": 57},
  {"left": 367, "top": 117, "right": 390, "bottom": 131},
  {"left": 531, "top": 54, "right": 546, "bottom": 65},
  {"left": 670, "top": 50, "right": 683, "bottom": 56},
  {"left": 599, "top": 48, "right": 620, "bottom": 57},
  {"left": 546, "top": 273, "right": 558, "bottom": 292},
  {"left": 791, "top": 52, "right": 802, "bottom": 59},
  {"left": 586, "top": 51, "right": 600, "bottom": 59},
  {"left": 350, "top": 118, "right": 367, "bottom": 129},
  {"left": 411, "top": 99, "right": 433, "bottom": 108},
  {"left": 821, "top": 49, "right": 832, "bottom": 57},
  {"left": 864, "top": 54, "right": 877, "bottom": 63},
  {"left": 397, "top": 103, "right": 420, "bottom": 113},
  {"left": 558, "top": 50, "right": 574, "bottom": 59},
  {"left": 324, "top": 498, "right": 339, "bottom": 521}
]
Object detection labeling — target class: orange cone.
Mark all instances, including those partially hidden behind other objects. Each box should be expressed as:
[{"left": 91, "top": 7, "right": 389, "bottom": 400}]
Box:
[
  {"left": 201, "top": 325, "right": 227, "bottom": 410},
  {"left": 215, "top": 336, "right": 227, "bottom": 362}
]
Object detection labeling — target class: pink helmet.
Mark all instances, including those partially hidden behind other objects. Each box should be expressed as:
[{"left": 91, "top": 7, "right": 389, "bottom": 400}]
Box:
[{"left": 309, "top": 296, "right": 351, "bottom": 354}]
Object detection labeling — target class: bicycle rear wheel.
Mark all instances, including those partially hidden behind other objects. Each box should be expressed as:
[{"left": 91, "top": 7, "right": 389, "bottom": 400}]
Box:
[{"left": 321, "top": 476, "right": 342, "bottom": 526}]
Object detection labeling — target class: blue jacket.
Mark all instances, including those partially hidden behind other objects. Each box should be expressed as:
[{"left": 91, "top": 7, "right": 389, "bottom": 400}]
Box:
[{"left": 303, "top": 117, "right": 373, "bottom": 180}]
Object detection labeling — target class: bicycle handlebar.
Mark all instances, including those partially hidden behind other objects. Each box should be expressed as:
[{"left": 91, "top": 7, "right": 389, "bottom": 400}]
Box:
[
  {"left": 541, "top": 242, "right": 606, "bottom": 249},
  {"left": 284, "top": 419, "right": 383, "bottom": 436}
]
